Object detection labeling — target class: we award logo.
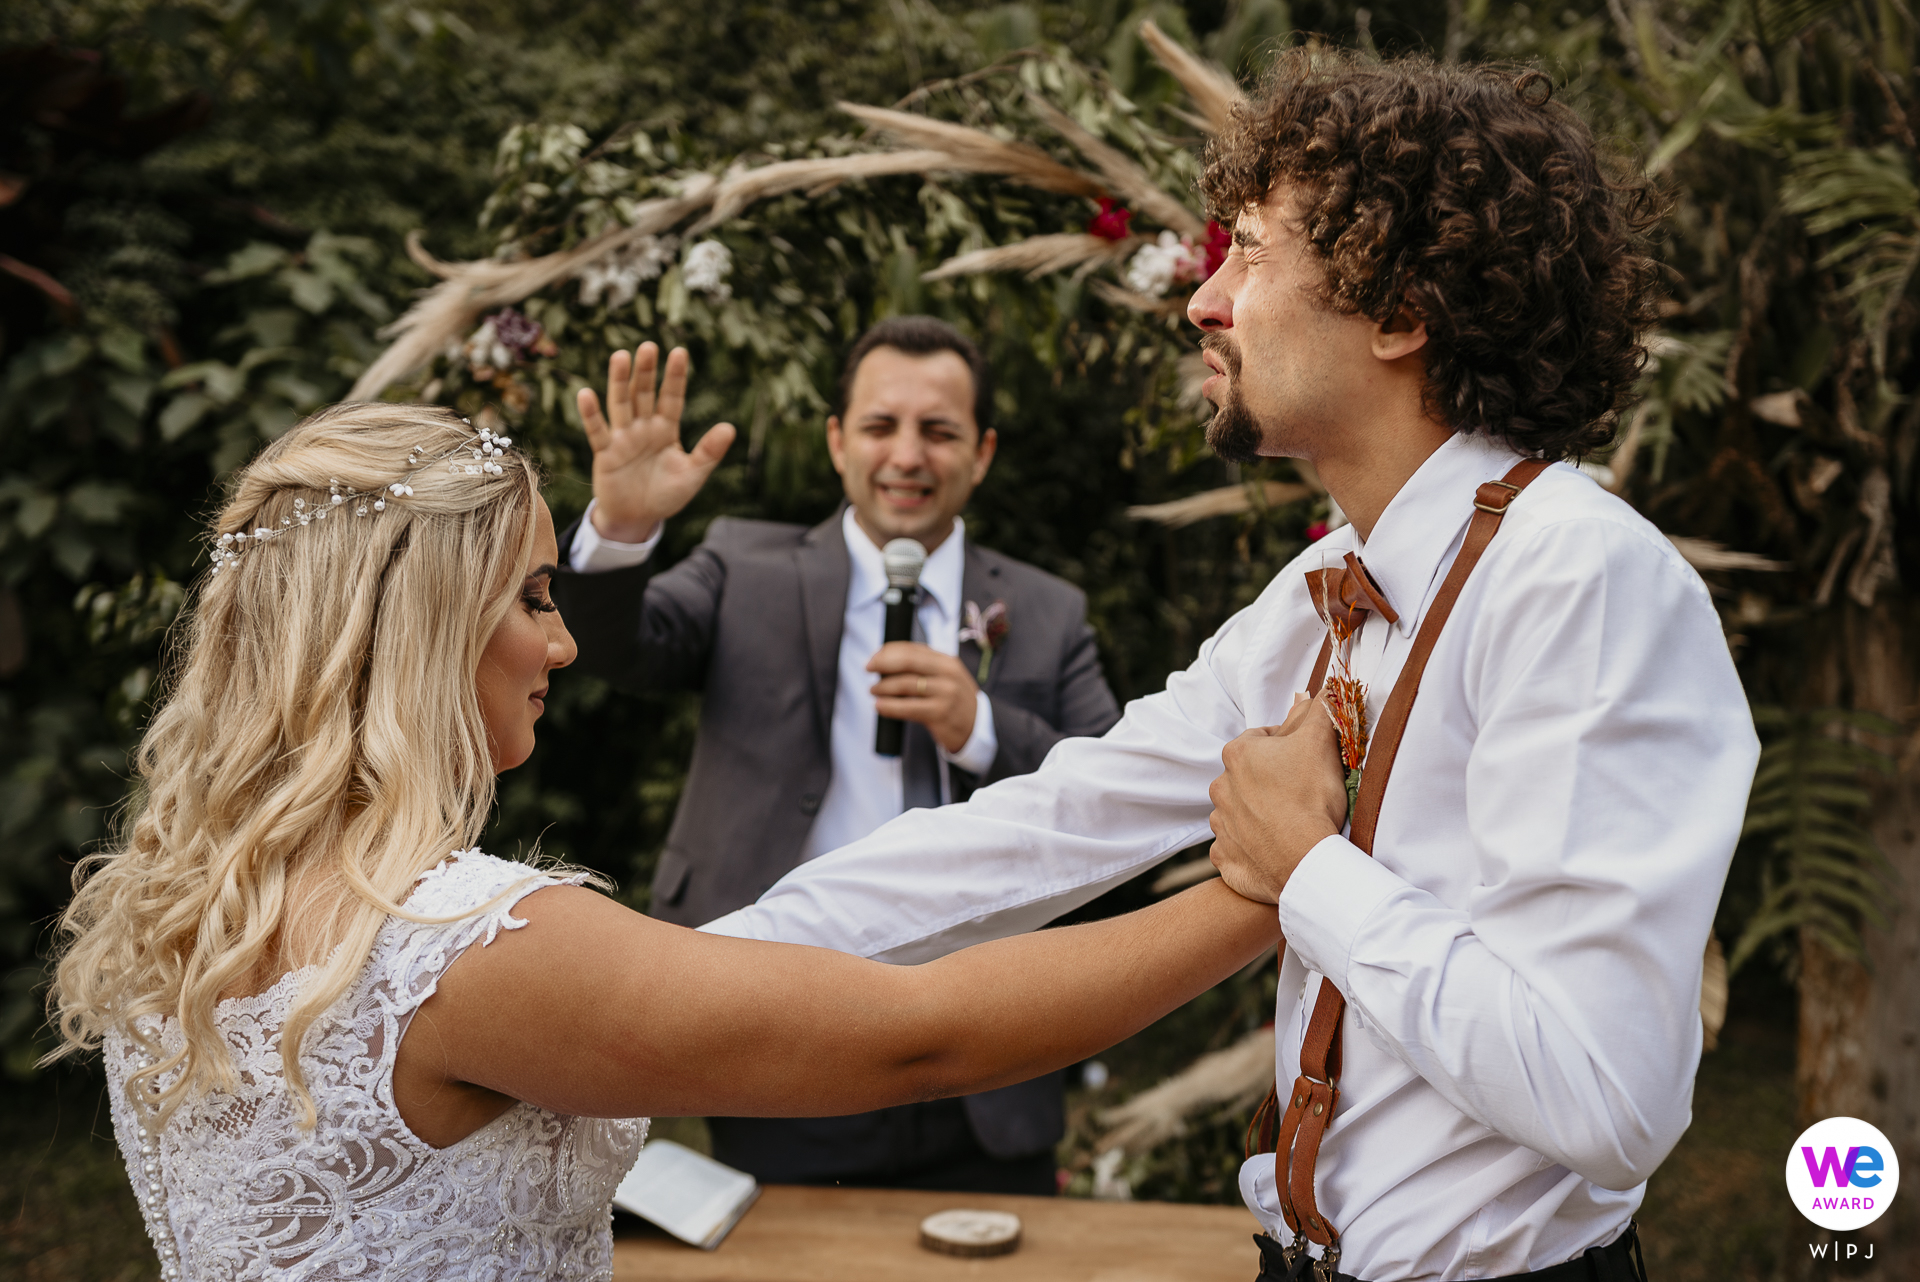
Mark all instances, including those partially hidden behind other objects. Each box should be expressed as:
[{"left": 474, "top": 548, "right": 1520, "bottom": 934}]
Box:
[{"left": 1786, "top": 1117, "right": 1900, "bottom": 1231}]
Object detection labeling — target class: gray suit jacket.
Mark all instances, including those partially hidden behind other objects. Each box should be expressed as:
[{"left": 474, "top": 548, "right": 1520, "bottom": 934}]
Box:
[
  {"left": 555, "top": 509, "right": 1122, "bottom": 928},
  {"left": 554, "top": 511, "right": 1121, "bottom": 1162}
]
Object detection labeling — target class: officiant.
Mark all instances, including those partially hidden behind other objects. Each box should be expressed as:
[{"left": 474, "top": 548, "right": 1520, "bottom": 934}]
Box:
[{"left": 553, "top": 315, "right": 1121, "bottom": 1195}]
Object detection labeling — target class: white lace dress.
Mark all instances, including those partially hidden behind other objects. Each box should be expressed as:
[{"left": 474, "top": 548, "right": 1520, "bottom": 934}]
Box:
[{"left": 103, "top": 852, "right": 649, "bottom": 1281}]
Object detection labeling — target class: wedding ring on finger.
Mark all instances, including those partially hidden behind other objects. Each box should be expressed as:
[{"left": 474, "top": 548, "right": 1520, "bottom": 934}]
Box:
[{"left": 917, "top": 677, "right": 928, "bottom": 696}]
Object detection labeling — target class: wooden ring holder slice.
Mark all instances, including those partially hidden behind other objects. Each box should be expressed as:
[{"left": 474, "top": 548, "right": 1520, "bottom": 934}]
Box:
[{"left": 919, "top": 1208, "right": 1023, "bottom": 1257}]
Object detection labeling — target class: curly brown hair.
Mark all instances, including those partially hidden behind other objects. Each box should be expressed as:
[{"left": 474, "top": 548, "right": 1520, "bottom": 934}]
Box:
[{"left": 1200, "top": 48, "right": 1662, "bottom": 460}]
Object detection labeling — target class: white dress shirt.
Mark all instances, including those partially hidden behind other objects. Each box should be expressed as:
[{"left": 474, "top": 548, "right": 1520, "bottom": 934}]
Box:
[
  {"left": 702, "top": 432, "right": 1759, "bottom": 1280},
  {"left": 569, "top": 504, "right": 997, "bottom": 860}
]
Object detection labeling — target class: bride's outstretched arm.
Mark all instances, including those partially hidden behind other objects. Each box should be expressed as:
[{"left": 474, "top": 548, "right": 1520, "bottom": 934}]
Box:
[{"left": 397, "top": 876, "right": 1278, "bottom": 1137}]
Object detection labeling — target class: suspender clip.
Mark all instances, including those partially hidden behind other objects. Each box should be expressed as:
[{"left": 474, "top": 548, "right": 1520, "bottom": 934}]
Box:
[{"left": 1473, "top": 478, "right": 1525, "bottom": 513}]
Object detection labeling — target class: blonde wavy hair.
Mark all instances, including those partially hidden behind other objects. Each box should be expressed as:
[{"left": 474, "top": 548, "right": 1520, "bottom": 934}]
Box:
[{"left": 47, "top": 402, "right": 545, "bottom": 1126}]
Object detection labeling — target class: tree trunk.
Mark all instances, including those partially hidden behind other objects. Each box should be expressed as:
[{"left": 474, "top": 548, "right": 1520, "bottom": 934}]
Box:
[
  {"left": 1795, "top": 602, "right": 1920, "bottom": 1274},
  {"left": 1796, "top": 936, "right": 1873, "bottom": 1128}
]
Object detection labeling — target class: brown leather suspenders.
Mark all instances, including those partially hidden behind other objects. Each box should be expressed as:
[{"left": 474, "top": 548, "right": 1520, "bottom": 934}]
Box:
[{"left": 1247, "top": 459, "right": 1550, "bottom": 1279}]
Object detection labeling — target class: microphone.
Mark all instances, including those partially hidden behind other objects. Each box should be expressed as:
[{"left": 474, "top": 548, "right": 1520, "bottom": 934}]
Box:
[{"left": 874, "top": 537, "right": 927, "bottom": 757}]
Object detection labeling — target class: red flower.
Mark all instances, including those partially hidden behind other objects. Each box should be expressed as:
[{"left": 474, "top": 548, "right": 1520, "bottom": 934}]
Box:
[
  {"left": 1200, "top": 221, "right": 1231, "bottom": 277},
  {"left": 1088, "top": 198, "right": 1133, "bottom": 242},
  {"left": 1305, "top": 521, "right": 1330, "bottom": 542}
]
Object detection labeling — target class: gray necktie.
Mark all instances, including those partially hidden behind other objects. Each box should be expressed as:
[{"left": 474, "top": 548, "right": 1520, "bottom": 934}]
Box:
[
  {"left": 900, "top": 610, "right": 944, "bottom": 811},
  {"left": 901, "top": 722, "right": 943, "bottom": 811}
]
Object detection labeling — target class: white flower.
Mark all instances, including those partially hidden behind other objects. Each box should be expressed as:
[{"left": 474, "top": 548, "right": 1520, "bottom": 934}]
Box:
[
  {"left": 456, "top": 318, "right": 514, "bottom": 371},
  {"left": 683, "top": 239, "right": 734, "bottom": 300},
  {"left": 1090, "top": 1148, "right": 1133, "bottom": 1201},
  {"left": 1125, "top": 231, "right": 1188, "bottom": 297},
  {"left": 577, "top": 234, "right": 678, "bottom": 309}
]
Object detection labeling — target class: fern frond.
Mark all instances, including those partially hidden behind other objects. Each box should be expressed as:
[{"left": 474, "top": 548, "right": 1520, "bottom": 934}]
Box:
[
  {"left": 1725, "top": 707, "right": 1897, "bottom": 976},
  {"left": 1783, "top": 147, "right": 1919, "bottom": 237},
  {"left": 1753, "top": 0, "right": 1852, "bottom": 43}
]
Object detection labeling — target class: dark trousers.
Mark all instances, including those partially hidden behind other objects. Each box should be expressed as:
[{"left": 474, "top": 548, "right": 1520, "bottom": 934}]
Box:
[
  {"left": 1254, "top": 1222, "right": 1647, "bottom": 1282},
  {"left": 708, "top": 1098, "right": 1057, "bottom": 1196}
]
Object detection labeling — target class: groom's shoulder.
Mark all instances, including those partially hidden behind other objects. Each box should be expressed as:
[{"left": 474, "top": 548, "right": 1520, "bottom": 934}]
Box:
[
  {"left": 1238, "top": 463, "right": 1703, "bottom": 622},
  {"left": 1499, "top": 463, "right": 1705, "bottom": 586}
]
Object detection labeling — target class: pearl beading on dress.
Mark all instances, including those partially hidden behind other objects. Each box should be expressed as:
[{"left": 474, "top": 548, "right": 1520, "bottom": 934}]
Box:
[
  {"left": 132, "top": 1051, "right": 184, "bottom": 1280},
  {"left": 208, "top": 423, "right": 517, "bottom": 576}
]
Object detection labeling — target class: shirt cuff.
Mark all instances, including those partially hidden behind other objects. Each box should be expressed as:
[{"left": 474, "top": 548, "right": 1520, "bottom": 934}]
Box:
[
  {"left": 940, "top": 689, "right": 998, "bottom": 775},
  {"left": 1274, "top": 835, "right": 1407, "bottom": 983},
  {"left": 568, "top": 500, "right": 664, "bottom": 572}
]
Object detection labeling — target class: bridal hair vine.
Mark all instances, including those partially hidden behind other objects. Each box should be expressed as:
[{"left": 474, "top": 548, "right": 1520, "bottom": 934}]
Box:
[{"left": 208, "top": 423, "right": 517, "bottom": 576}]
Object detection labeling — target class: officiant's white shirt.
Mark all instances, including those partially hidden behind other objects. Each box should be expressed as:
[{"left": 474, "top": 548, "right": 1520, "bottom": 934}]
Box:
[
  {"left": 570, "top": 505, "right": 997, "bottom": 859},
  {"left": 702, "top": 432, "right": 1759, "bottom": 1281}
]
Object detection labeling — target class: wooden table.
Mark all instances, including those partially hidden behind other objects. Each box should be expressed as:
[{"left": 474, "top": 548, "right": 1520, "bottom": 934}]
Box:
[{"left": 612, "top": 1185, "right": 1262, "bottom": 1281}]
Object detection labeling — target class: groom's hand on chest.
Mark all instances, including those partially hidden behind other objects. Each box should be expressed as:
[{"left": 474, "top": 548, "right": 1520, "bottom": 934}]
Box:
[
  {"left": 867, "top": 641, "right": 980, "bottom": 754},
  {"left": 1208, "top": 694, "right": 1349, "bottom": 903}
]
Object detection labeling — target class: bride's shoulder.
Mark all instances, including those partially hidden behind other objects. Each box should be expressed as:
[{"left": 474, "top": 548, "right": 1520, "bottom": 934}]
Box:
[
  {"left": 367, "top": 851, "right": 595, "bottom": 1001},
  {"left": 396, "top": 850, "right": 595, "bottom": 941}
]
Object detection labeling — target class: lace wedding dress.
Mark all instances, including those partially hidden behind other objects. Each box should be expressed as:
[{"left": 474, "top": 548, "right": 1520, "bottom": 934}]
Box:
[{"left": 103, "top": 852, "right": 649, "bottom": 1280}]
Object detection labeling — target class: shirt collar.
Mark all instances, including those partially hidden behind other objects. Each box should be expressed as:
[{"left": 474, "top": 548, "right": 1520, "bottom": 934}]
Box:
[
  {"left": 1350, "top": 432, "right": 1529, "bottom": 637},
  {"left": 841, "top": 506, "right": 965, "bottom": 623}
]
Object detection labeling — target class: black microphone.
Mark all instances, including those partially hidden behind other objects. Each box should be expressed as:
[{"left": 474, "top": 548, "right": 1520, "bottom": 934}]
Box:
[{"left": 874, "top": 537, "right": 928, "bottom": 757}]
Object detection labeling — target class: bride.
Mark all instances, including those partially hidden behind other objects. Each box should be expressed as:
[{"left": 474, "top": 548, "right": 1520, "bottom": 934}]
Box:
[{"left": 46, "top": 375, "right": 1282, "bottom": 1279}]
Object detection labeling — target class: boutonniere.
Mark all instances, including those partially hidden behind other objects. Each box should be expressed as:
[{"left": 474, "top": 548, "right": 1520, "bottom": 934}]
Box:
[
  {"left": 1317, "top": 593, "right": 1369, "bottom": 817},
  {"left": 959, "top": 599, "right": 1009, "bottom": 683}
]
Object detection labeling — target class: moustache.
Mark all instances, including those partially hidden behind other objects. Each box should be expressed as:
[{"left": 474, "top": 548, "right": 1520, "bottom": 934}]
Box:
[{"left": 1200, "top": 331, "right": 1243, "bottom": 378}]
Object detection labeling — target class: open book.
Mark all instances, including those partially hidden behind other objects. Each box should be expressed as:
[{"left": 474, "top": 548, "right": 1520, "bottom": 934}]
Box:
[{"left": 612, "top": 1139, "right": 761, "bottom": 1250}]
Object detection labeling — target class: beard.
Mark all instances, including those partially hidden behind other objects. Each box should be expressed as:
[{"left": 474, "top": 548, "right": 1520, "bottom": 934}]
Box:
[{"left": 1200, "top": 332, "right": 1265, "bottom": 464}]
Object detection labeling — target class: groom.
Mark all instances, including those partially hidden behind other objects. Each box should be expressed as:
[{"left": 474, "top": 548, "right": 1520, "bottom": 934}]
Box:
[{"left": 704, "top": 51, "right": 1757, "bottom": 1281}]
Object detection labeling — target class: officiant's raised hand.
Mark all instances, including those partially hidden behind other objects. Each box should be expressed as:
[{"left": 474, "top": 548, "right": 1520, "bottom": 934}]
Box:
[
  {"left": 1207, "top": 693, "right": 1348, "bottom": 903},
  {"left": 577, "top": 343, "right": 737, "bottom": 544}
]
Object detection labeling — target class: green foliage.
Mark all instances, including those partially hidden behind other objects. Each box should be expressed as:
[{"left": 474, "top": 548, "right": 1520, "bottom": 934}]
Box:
[
  {"left": 1558, "top": 1, "right": 1918, "bottom": 974},
  {"left": 1728, "top": 707, "right": 1898, "bottom": 975},
  {"left": 394, "top": 26, "right": 1345, "bottom": 924},
  {"left": 0, "top": 237, "right": 386, "bottom": 1064},
  {"left": 0, "top": 0, "right": 1319, "bottom": 1070},
  {"left": 444, "top": 40, "right": 1237, "bottom": 488},
  {"left": 2, "top": 0, "right": 1915, "bottom": 1212}
]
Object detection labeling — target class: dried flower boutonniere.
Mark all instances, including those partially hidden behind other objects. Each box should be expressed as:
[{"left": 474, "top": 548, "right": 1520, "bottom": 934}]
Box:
[
  {"left": 1316, "top": 590, "right": 1370, "bottom": 817},
  {"left": 959, "top": 599, "right": 1009, "bottom": 683}
]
